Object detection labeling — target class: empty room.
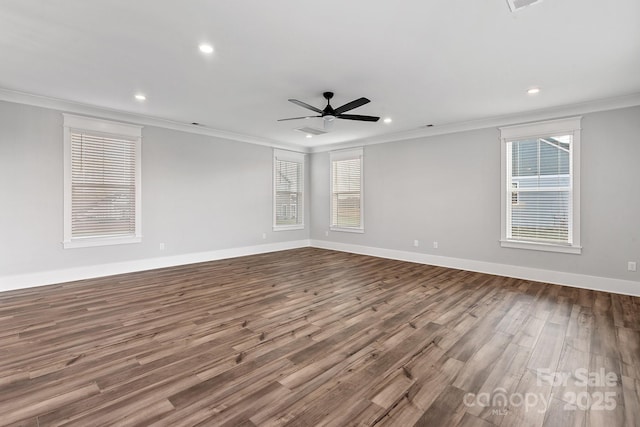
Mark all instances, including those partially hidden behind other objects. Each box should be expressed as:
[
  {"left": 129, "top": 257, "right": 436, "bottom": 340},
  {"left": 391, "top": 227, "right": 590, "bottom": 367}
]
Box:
[{"left": 1, "top": 1, "right": 639, "bottom": 426}]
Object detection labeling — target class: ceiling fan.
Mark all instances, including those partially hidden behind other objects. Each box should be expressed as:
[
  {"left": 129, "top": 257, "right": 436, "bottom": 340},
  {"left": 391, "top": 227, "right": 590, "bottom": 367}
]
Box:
[{"left": 278, "top": 92, "right": 380, "bottom": 129}]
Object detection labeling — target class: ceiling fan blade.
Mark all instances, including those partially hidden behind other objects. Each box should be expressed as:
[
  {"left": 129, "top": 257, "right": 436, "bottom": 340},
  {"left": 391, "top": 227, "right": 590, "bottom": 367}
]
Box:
[
  {"left": 288, "top": 99, "right": 323, "bottom": 114},
  {"left": 336, "top": 114, "right": 380, "bottom": 122},
  {"left": 277, "top": 116, "right": 321, "bottom": 121},
  {"left": 333, "top": 97, "right": 370, "bottom": 115}
]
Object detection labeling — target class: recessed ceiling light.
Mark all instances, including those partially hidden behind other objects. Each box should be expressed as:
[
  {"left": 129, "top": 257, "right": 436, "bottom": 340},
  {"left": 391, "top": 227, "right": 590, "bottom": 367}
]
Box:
[
  {"left": 198, "top": 43, "right": 214, "bottom": 54},
  {"left": 134, "top": 94, "right": 146, "bottom": 101},
  {"left": 306, "top": 134, "right": 312, "bottom": 139},
  {"left": 527, "top": 87, "right": 540, "bottom": 95},
  {"left": 383, "top": 117, "right": 392, "bottom": 124}
]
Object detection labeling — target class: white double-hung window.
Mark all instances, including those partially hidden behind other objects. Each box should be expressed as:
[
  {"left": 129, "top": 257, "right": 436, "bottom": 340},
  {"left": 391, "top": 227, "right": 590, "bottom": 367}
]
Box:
[
  {"left": 330, "top": 147, "right": 364, "bottom": 233},
  {"left": 273, "top": 149, "right": 304, "bottom": 230},
  {"left": 63, "top": 114, "right": 142, "bottom": 248},
  {"left": 500, "top": 117, "right": 581, "bottom": 254}
]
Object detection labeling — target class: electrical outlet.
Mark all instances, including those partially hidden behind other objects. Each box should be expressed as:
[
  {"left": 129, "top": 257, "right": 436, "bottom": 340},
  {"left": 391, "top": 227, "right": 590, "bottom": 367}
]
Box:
[
  {"left": 433, "top": 241, "right": 438, "bottom": 249},
  {"left": 413, "top": 240, "right": 419, "bottom": 247},
  {"left": 262, "top": 233, "right": 267, "bottom": 240},
  {"left": 325, "top": 231, "right": 329, "bottom": 237},
  {"left": 628, "top": 261, "right": 637, "bottom": 272},
  {"left": 159, "top": 243, "right": 165, "bottom": 251}
]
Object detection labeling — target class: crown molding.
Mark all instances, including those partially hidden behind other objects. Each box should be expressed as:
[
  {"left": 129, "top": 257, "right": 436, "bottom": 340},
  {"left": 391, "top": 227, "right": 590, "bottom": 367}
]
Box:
[
  {"left": 0, "top": 87, "right": 310, "bottom": 153},
  {"left": 2, "top": 87, "right": 638, "bottom": 155},
  {"left": 310, "top": 92, "right": 640, "bottom": 153}
]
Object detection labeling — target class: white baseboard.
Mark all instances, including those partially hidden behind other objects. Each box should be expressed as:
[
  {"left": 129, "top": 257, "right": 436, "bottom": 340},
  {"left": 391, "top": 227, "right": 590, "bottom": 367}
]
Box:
[
  {"left": 2, "top": 239, "right": 638, "bottom": 297},
  {"left": 311, "top": 240, "right": 640, "bottom": 297},
  {"left": 0, "top": 240, "right": 311, "bottom": 293}
]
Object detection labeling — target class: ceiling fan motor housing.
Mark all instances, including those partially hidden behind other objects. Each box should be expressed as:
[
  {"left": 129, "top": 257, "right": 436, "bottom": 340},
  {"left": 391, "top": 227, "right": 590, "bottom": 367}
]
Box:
[{"left": 322, "top": 92, "right": 335, "bottom": 119}]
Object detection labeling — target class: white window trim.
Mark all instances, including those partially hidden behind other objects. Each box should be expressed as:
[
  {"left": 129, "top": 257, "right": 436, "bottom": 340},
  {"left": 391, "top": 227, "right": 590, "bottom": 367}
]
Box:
[
  {"left": 63, "top": 114, "right": 143, "bottom": 249},
  {"left": 273, "top": 149, "right": 305, "bottom": 231},
  {"left": 330, "top": 147, "right": 364, "bottom": 233},
  {"left": 499, "top": 116, "right": 581, "bottom": 254}
]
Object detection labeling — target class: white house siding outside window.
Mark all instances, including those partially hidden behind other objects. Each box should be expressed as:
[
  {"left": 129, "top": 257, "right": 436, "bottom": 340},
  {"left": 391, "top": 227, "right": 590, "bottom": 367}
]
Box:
[{"left": 500, "top": 117, "right": 581, "bottom": 254}]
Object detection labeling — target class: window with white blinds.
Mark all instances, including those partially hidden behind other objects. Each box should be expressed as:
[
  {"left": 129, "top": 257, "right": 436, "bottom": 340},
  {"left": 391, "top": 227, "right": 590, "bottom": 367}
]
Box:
[
  {"left": 273, "top": 149, "right": 304, "bottom": 230},
  {"left": 500, "top": 117, "right": 581, "bottom": 254},
  {"left": 330, "top": 148, "right": 364, "bottom": 232},
  {"left": 63, "top": 114, "right": 142, "bottom": 248}
]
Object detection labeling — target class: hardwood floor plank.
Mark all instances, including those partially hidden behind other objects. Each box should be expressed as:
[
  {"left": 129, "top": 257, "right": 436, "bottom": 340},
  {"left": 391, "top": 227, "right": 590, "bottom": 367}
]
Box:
[
  {"left": 564, "top": 304, "right": 593, "bottom": 354},
  {"left": 249, "top": 345, "right": 377, "bottom": 426},
  {"left": 616, "top": 327, "right": 640, "bottom": 380},
  {"left": 542, "top": 397, "right": 587, "bottom": 427},
  {"left": 413, "top": 385, "right": 468, "bottom": 426},
  {"left": 499, "top": 368, "right": 552, "bottom": 427},
  {"left": 445, "top": 301, "right": 512, "bottom": 363},
  {"left": 465, "top": 342, "right": 531, "bottom": 425},
  {"left": 526, "top": 321, "right": 566, "bottom": 372},
  {"left": 586, "top": 354, "right": 625, "bottom": 426},
  {"left": 4, "top": 418, "right": 38, "bottom": 427},
  {"left": 456, "top": 412, "right": 497, "bottom": 427},
  {"left": 371, "top": 397, "right": 422, "bottom": 427},
  {"left": 0, "top": 248, "right": 636, "bottom": 426},
  {"left": 453, "top": 332, "right": 513, "bottom": 394},
  {"left": 551, "top": 342, "right": 590, "bottom": 406},
  {"left": 622, "top": 375, "right": 640, "bottom": 427},
  {"left": 1, "top": 382, "right": 100, "bottom": 425}
]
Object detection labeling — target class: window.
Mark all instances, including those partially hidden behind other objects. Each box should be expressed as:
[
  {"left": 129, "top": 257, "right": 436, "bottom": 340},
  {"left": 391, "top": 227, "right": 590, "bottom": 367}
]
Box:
[
  {"left": 500, "top": 117, "right": 581, "bottom": 254},
  {"left": 273, "top": 149, "right": 304, "bottom": 230},
  {"left": 63, "top": 114, "right": 142, "bottom": 248},
  {"left": 330, "top": 147, "right": 364, "bottom": 232}
]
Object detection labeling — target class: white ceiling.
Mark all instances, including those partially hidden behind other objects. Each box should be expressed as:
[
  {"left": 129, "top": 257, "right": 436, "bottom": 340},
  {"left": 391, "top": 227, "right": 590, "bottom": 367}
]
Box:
[{"left": 1, "top": 0, "right": 639, "bottom": 148}]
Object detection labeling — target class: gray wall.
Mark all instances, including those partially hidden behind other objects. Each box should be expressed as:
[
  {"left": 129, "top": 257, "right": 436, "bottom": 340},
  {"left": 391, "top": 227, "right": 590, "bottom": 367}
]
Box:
[
  {"left": 310, "top": 106, "right": 640, "bottom": 283},
  {"left": 0, "top": 101, "right": 309, "bottom": 277},
  {"left": 2, "top": 99, "right": 638, "bottom": 285}
]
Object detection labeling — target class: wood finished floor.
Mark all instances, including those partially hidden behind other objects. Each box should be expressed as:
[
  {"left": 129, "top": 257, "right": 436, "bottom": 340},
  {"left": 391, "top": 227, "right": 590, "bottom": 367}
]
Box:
[{"left": 1, "top": 248, "right": 639, "bottom": 427}]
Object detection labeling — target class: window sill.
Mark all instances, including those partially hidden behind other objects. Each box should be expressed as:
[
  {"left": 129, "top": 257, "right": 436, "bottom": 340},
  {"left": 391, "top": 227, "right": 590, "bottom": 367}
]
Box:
[
  {"left": 63, "top": 235, "right": 142, "bottom": 249},
  {"left": 273, "top": 225, "right": 305, "bottom": 232},
  {"left": 330, "top": 226, "right": 364, "bottom": 234},
  {"left": 500, "top": 239, "right": 581, "bottom": 254}
]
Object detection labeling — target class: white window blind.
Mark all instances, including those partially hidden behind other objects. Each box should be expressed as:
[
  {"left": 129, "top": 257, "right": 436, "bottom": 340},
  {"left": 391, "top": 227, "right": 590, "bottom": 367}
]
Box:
[
  {"left": 330, "top": 148, "right": 363, "bottom": 232},
  {"left": 63, "top": 114, "right": 142, "bottom": 248},
  {"left": 71, "top": 132, "right": 137, "bottom": 238},
  {"left": 500, "top": 117, "right": 581, "bottom": 254},
  {"left": 273, "top": 150, "right": 304, "bottom": 230},
  {"left": 507, "top": 136, "right": 571, "bottom": 243}
]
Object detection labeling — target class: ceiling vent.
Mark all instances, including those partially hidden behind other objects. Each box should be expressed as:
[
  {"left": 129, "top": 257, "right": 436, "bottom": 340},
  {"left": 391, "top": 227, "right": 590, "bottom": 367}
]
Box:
[
  {"left": 507, "top": 0, "right": 543, "bottom": 12},
  {"left": 295, "top": 126, "right": 327, "bottom": 136}
]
